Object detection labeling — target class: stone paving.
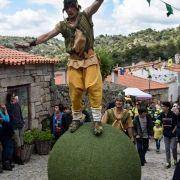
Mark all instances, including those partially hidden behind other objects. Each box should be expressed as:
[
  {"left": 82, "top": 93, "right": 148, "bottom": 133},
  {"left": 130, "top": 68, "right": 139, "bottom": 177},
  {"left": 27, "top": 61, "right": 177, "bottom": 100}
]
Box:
[
  {"left": 0, "top": 140, "right": 179, "bottom": 180},
  {"left": 141, "top": 139, "right": 178, "bottom": 180}
]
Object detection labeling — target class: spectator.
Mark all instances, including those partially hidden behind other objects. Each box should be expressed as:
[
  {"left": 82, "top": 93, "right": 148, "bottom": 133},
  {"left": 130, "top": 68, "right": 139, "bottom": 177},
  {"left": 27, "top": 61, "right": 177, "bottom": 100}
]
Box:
[
  {"left": 82, "top": 108, "right": 92, "bottom": 123},
  {"left": 171, "top": 103, "right": 179, "bottom": 116},
  {"left": 0, "top": 103, "right": 14, "bottom": 171},
  {"left": 133, "top": 107, "right": 153, "bottom": 166},
  {"left": 52, "top": 104, "right": 72, "bottom": 139},
  {"left": 124, "top": 103, "right": 134, "bottom": 119},
  {"left": 101, "top": 96, "right": 134, "bottom": 140},
  {"left": 173, "top": 104, "right": 180, "bottom": 149},
  {"left": 158, "top": 101, "right": 178, "bottom": 168},
  {"left": 153, "top": 119, "right": 163, "bottom": 153},
  {"left": 6, "top": 93, "right": 24, "bottom": 165},
  {"left": 132, "top": 101, "right": 140, "bottom": 118}
]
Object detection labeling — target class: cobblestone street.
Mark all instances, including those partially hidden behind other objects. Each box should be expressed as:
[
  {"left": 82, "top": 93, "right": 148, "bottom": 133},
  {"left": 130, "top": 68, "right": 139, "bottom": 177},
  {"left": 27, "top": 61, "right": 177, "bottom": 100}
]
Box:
[{"left": 0, "top": 140, "right": 179, "bottom": 180}]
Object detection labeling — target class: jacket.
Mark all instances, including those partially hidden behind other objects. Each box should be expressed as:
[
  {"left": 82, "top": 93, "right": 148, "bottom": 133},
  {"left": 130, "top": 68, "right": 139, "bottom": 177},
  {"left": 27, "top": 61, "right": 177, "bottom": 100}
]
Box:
[
  {"left": 158, "top": 111, "right": 177, "bottom": 138},
  {"left": 133, "top": 115, "right": 153, "bottom": 138}
]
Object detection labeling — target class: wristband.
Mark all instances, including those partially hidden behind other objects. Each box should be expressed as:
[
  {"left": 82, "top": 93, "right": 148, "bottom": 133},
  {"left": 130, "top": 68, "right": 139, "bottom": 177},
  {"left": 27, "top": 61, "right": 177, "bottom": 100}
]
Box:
[{"left": 29, "top": 39, "right": 37, "bottom": 47}]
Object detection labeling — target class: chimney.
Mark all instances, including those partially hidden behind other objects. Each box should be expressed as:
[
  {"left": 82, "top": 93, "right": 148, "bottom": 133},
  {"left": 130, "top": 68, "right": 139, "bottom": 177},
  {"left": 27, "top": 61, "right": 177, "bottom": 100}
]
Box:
[
  {"left": 175, "top": 54, "right": 180, "bottom": 64},
  {"left": 111, "top": 69, "right": 118, "bottom": 84}
]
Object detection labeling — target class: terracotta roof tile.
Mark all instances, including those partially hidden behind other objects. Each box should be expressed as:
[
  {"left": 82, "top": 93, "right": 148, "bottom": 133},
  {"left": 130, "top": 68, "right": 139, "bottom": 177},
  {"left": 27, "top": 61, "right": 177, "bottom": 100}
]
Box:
[
  {"left": 114, "top": 61, "right": 180, "bottom": 73},
  {"left": 167, "top": 64, "right": 180, "bottom": 73},
  {"left": 118, "top": 74, "right": 168, "bottom": 91},
  {"left": 0, "top": 45, "right": 59, "bottom": 65}
]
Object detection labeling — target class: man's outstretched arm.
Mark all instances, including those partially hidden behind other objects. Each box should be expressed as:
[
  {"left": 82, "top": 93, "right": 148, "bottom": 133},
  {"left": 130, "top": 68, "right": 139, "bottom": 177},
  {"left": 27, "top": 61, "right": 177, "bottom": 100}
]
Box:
[
  {"left": 84, "top": 0, "right": 104, "bottom": 17},
  {"left": 34, "top": 28, "right": 60, "bottom": 45},
  {"left": 15, "top": 28, "right": 60, "bottom": 48}
]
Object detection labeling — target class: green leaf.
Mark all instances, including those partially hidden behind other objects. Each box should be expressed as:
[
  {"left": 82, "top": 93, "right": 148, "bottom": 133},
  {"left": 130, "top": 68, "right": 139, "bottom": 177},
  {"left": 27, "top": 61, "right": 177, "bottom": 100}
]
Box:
[{"left": 24, "top": 130, "right": 34, "bottom": 144}]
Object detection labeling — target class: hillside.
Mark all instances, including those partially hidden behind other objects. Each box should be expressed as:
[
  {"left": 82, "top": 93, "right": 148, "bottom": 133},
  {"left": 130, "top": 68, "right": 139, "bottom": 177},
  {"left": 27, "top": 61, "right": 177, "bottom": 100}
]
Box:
[{"left": 0, "top": 26, "right": 180, "bottom": 67}]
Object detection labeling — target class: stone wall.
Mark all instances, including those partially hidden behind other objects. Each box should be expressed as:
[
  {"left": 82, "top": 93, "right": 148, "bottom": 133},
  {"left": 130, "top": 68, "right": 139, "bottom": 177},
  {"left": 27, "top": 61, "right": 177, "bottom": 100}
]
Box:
[{"left": 0, "top": 64, "right": 54, "bottom": 129}]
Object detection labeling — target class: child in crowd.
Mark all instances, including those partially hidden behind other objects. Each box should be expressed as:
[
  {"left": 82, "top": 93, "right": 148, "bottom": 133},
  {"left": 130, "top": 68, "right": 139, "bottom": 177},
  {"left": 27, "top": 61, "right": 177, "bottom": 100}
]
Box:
[{"left": 153, "top": 120, "right": 163, "bottom": 153}]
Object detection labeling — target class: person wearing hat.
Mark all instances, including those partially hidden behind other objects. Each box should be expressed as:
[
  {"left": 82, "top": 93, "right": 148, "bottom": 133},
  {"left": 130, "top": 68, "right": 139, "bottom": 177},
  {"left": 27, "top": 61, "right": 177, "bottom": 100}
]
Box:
[
  {"left": 101, "top": 96, "right": 134, "bottom": 139},
  {"left": 153, "top": 119, "right": 163, "bottom": 153},
  {"left": 15, "top": 0, "right": 104, "bottom": 136}
]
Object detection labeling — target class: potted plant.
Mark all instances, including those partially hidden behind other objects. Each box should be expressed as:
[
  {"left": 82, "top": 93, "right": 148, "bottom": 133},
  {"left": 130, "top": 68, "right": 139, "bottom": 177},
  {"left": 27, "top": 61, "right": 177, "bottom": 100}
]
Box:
[
  {"left": 34, "top": 130, "right": 54, "bottom": 155},
  {"left": 21, "top": 130, "right": 35, "bottom": 163}
]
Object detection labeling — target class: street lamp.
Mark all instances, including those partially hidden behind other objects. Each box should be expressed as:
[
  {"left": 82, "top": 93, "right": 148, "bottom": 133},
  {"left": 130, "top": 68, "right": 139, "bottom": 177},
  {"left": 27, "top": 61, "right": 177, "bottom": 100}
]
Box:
[{"left": 148, "top": 74, "right": 152, "bottom": 94}]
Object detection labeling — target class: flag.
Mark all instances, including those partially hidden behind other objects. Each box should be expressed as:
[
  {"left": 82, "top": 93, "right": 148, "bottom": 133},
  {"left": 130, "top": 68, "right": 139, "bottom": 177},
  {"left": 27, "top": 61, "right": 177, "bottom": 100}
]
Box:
[
  {"left": 147, "top": 0, "right": 151, "bottom": 6},
  {"left": 120, "top": 68, "right": 125, "bottom": 75},
  {"left": 166, "top": 3, "right": 173, "bottom": 17},
  {"left": 167, "top": 58, "right": 173, "bottom": 67}
]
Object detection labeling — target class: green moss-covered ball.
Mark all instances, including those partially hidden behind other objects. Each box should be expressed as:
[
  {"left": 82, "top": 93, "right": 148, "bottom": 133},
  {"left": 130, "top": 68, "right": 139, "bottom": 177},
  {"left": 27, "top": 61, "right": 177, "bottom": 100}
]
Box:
[{"left": 48, "top": 123, "right": 141, "bottom": 180}]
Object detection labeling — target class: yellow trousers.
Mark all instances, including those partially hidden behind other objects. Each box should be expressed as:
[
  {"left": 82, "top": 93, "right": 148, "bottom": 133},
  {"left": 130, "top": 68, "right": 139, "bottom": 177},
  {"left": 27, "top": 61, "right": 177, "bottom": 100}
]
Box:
[{"left": 67, "top": 64, "right": 102, "bottom": 112}]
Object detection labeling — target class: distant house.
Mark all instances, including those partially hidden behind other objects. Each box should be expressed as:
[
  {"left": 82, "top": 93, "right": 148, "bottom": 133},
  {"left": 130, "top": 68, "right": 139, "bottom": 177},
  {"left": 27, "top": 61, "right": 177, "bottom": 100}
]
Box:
[
  {"left": 108, "top": 65, "right": 169, "bottom": 101},
  {"left": 0, "top": 45, "right": 59, "bottom": 129},
  {"left": 54, "top": 68, "right": 67, "bottom": 85},
  {"left": 118, "top": 74, "right": 168, "bottom": 101},
  {"left": 131, "top": 63, "right": 180, "bottom": 102}
]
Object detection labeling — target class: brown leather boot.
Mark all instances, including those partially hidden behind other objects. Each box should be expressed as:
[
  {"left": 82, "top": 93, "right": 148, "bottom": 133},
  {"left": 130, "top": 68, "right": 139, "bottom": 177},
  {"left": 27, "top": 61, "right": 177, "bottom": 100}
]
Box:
[
  {"left": 93, "top": 122, "right": 103, "bottom": 136},
  {"left": 69, "top": 120, "right": 83, "bottom": 133}
]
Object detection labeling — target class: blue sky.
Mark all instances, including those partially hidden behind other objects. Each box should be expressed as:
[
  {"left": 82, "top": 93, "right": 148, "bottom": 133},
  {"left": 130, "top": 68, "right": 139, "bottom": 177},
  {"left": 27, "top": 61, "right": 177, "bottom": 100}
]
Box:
[{"left": 0, "top": 0, "right": 180, "bottom": 38}]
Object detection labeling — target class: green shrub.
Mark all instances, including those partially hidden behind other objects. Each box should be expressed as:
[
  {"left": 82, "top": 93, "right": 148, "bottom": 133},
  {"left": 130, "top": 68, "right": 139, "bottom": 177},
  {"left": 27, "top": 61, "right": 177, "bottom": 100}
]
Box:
[
  {"left": 32, "top": 129, "right": 54, "bottom": 141},
  {"left": 48, "top": 123, "right": 141, "bottom": 180},
  {"left": 23, "top": 130, "right": 34, "bottom": 144},
  {"left": 31, "top": 129, "right": 40, "bottom": 140}
]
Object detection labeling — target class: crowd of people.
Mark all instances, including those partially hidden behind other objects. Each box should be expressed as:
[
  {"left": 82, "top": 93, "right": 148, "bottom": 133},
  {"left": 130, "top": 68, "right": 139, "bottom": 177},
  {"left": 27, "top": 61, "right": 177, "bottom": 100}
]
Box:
[
  {"left": 103, "top": 96, "right": 180, "bottom": 179},
  {"left": 104, "top": 97, "right": 180, "bottom": 168},
  {"left": 0, "top": 91, "right": 180, "bottom": 178}
]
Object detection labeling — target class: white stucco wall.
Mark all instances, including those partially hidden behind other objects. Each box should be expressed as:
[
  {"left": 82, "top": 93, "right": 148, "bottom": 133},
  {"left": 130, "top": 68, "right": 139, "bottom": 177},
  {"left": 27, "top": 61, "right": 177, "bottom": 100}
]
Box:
[{"left": 132, "top": 67, "right": 179, "bottom": 102}]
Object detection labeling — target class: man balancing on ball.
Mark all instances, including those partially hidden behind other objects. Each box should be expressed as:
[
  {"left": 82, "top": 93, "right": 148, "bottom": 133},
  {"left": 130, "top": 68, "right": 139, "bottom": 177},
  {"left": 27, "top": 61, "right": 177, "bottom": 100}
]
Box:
[{"left": 15, "top": 0, "right": 104, "bottom": 136}]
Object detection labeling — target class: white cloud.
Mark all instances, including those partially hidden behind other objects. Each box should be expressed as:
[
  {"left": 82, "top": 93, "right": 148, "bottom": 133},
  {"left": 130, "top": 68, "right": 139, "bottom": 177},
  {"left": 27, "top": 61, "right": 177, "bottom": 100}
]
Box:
[
  {"left": 0, "top": 0, "right": 11, "bottom": 9},
  {"left": 0, "top": 0, "right": 180, "bottom": 37},
  {"left": 109, "top": 0, "right": 180, "bottom": 35},
  {"left": 0, "top": 9, "right": 58, "bottom": 37}
]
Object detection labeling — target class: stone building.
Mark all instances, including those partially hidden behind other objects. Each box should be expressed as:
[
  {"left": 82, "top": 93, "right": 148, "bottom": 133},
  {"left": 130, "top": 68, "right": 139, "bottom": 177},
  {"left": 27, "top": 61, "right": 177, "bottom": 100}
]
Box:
[{"left": 0, "top": 45, "right": 58, "bottom": 129}]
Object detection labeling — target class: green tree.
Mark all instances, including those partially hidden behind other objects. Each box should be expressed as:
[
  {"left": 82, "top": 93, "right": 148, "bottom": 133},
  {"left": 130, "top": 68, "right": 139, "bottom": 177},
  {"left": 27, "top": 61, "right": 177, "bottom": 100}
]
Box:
[{"left": 95, "top": 48, "right": 114, "bottom": 80}]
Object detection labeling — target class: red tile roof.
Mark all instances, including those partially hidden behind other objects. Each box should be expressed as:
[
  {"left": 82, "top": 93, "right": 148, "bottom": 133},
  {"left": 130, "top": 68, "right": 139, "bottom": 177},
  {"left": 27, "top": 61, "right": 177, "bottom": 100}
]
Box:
[
  {"left": 118, "top": 74, "right": 168, "bottom": 91},
  {"left": 114, "top": 61, "right": 180, "bottom": 73},
  {"left": 167, "top": 64, "right": 180, "bottom": 73},
  {"left": 0, "top": 45, "right": 59, "bottom": 65},
  {"left": 114, "top": 61, "right": 160, "bottom": 72}
]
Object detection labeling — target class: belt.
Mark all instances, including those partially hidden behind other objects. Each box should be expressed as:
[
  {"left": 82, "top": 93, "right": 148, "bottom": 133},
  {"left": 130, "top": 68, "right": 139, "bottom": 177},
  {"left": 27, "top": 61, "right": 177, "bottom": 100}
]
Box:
[{"left": 70, "top": 49, "right": 95, "bottom": 60}]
